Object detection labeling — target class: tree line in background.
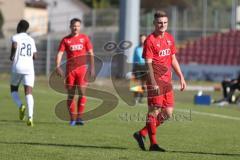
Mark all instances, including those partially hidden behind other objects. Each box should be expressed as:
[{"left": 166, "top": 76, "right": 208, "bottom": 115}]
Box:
[
  {"left": 81, "top": 0, "right": 233, "bottom": 10},
  {"left": 0, "top": 0, "right": 235, "bottom": 38},
  {"left": 81, "top": 0, "right": 235, "bottom": 31},
  {"left": 81, "top": 0, "right": 119, "bottom": 9}
]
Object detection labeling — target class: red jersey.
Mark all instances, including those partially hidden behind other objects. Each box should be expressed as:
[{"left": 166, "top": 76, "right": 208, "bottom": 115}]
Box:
[
  {"left": 143, "top": 32, "right": 177, "bottom": 82},
  {"left": 58, "top": 34, "right": 93, "bottom": 72}
]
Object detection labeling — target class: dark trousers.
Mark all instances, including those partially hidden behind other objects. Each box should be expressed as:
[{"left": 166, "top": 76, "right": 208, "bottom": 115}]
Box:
[{"left": 222, "top": 80, "right": 240, "bottom": 103}]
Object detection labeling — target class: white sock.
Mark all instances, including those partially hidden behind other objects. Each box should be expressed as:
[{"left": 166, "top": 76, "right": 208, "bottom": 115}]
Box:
[
  {"left": 26, "top": 94, "right": 34, "bottom": 120},
  {"left": 11, "top": 92, "right": 22, "bottom": 108}
]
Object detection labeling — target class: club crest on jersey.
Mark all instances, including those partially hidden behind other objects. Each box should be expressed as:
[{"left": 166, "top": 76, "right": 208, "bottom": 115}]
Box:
[
  {"left": 167, "top": 40, "right": 172, "bottom": 45},
  {"left": 159, "top": 48, "right": 171, "bottom": 56},
  {"left": 80, "top": 38, "right": 84, "bottom": 43}
]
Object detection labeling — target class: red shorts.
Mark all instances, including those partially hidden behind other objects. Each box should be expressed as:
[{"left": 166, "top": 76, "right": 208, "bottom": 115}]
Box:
[
  {"left": 147, "top": 90, "right": 174, "bottom": 108},
  {"left": 65, "top": 66, "right": 88, "bottom": 88},
  {"left": 146, "top": 77, "right": 174, "bottom": 108}
]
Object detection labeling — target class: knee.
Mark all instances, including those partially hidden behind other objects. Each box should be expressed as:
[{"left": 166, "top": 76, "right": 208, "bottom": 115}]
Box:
[
  {"left": 68, "top": 95, "right": 75, "bottom": 100},
  {"left": 148, "top": 107, "right": 160, "bottom": 117},
  {"left": 222, "top": 81, "right": 230, "bottom": 88},
  {"left": 10, "top": 85, "right": 18, "bottom": 92},
  {"left": 25, "top": 89, "right": 32, "bottom": 95},
  {"left": 165, "top": 112, "right": 172, "bottom": 119},
  {"left": 162, "top": 109, "right": 173, "bottom": 120},
  {"left": 221, "top": 81, "right": 226, "bottom": 86}
]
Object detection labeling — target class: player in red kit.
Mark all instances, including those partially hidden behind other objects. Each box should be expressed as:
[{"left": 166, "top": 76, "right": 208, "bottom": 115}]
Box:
[
  {"left": 133, "top": 11, "right": 186, "bottom": 151},
  {"left": 55, "top": 18, "right": 95, "bottom": 126}
]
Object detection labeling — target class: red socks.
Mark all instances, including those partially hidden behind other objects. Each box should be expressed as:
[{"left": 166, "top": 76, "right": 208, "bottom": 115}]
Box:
[
  {"left": 139, "top": 112, "right": 166, "bottom": 145},
  {"left": 156, "top": 112, "right": 165, "bottom": 126},
  {"left": 147, "top": 114, "right": 157, "bottom": 145},
  {"left": 78, "top": 96, "right": 86, "bottom": 117},
  {"left": 67, "top": 98, "right": 76, "bottom": 120},
  {"left": 67, "top": 96, "right": 87, "bottom": 120},
  {"left": 139, "top": 126, "right": 148, "bottom": 137}
]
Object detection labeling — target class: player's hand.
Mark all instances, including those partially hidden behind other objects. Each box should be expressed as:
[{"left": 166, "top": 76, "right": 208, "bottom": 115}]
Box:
[
  {"left": 90, "top": 68, "right": 96, "bottom": 81},
  {"left": 56, "top": 67, "right": 64, "bottom": 77},
  {"left": 180, "top": 78, "right": 186, "bottom": 91},
  {"left": 152, "top": 81, "right": 160, "bottom": 95},
  {"left": 153, "top": 85, "right": 160, "bottom": 94}
]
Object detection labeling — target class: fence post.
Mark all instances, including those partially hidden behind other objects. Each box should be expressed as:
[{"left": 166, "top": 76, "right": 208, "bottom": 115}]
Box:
[
  {"left": 46, "top": 33, "right": 51, "bottom": 76},
  {"left": 213, "top": 10, "right": 219, "bottom": 31},
  {"left": 92, "top": 9, "right": 96, "bottom": 28},
  {"left": 171, "top": 6, "right": 178, "bottom": 42},
  {"left": 202, "top": 0, "right": 208, "bottom": 37},
  {"left": 231, "top": 0, "right": 237, "bottom": 30},
  {"left": 183, "top": 9, "right": 188, "bottom": 30}
]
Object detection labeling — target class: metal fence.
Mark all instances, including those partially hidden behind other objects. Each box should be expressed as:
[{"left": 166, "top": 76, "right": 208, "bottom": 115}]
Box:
[{"left": 1, "top": 1, "right": 240, "bottom": 76}]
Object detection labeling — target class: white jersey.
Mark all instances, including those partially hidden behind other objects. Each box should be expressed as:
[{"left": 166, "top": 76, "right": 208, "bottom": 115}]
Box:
[{"left": 11, "top": 33, "right": 37, "bottom": 74}]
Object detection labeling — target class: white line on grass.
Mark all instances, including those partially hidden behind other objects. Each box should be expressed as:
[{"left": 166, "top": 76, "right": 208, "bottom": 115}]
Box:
[
  {"left": 176, "top": 109, "right": 240, "bottom": 121},
  {"left": 1, "top": 84, "right": 239, "bottom": 120},
  {"left": 173, "top": 85, "right": 215, "bottom": 91},
  {"left": 0, "top": 84, "right": 104, "bottom": 101}
]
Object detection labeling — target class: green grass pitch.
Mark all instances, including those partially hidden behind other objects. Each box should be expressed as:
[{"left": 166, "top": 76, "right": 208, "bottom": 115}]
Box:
[{"left": 0, "top": 75, "right": 240, "bottom": 160}]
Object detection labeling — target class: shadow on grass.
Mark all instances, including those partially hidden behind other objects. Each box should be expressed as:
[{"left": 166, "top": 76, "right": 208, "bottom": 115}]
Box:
[
  {"left": 0, "top": 119, "right": 66, "bottom": 125},
  {"left": 0, "top": 119, "right": 22, "bottom": 123},
  {"left": 167, "top": 150, "right": 240, "bottom": 157},
  {"left": 0, "top": 141, "right": 127, "bottom": 150}
]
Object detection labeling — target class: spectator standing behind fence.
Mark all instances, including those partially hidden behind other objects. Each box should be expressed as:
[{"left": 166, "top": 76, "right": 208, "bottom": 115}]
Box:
[{"left": 132, "top": 34, "right": 147, "bottom": 104}]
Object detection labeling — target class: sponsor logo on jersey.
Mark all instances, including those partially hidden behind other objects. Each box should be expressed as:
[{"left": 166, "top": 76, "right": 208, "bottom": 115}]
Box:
[
  {"left": 70, "top": 44, "right": 83, "bottom": 51},
  {"left": 159, "top": 48, "right": 171, "bottom": 56}
]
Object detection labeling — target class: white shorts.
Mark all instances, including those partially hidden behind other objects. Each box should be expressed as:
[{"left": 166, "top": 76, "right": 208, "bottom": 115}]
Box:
[{"left": 10, "top": 73, "right": 35, "bottom": 87}]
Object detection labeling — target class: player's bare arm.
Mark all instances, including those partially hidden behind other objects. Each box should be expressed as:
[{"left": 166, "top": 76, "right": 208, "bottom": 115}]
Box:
[
  {"left": 146, "top": 59, "right": 159, "bottom": 94},
  {"left": 10, "top": 42, "right": 17, "bottom": 61},
  {"left": 55, "top": 51, "right": 64, "bottom": 77},
  {"left": 33, "top": 52, "right": 37, "bottom": 60},
  {"left": 171, "top": 54, "right": 186, "bottom": 91},
  {"left": 88, "top": 49, "right": 95, "bottom": 79}
]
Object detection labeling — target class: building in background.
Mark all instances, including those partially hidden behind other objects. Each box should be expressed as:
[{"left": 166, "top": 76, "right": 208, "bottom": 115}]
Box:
[
  {"left": 25, "top": 0, "right": 48, "bottom": 36},
  {"left": 45, "top": 0, "right": 91, "bottom": 33},
  {"left": 0, "top": 0, "right": 25, "bottom": 36},
  {"left": 0, "top": 0, "right": 48, "bottom": 37},
  {"left": 0, "top": 0, "right": 239, "bottom": 79}
]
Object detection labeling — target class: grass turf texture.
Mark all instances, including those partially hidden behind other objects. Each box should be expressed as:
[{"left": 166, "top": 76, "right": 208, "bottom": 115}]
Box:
[{"left": 0, "top": 75, "right": 240, "bottom": 160}]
